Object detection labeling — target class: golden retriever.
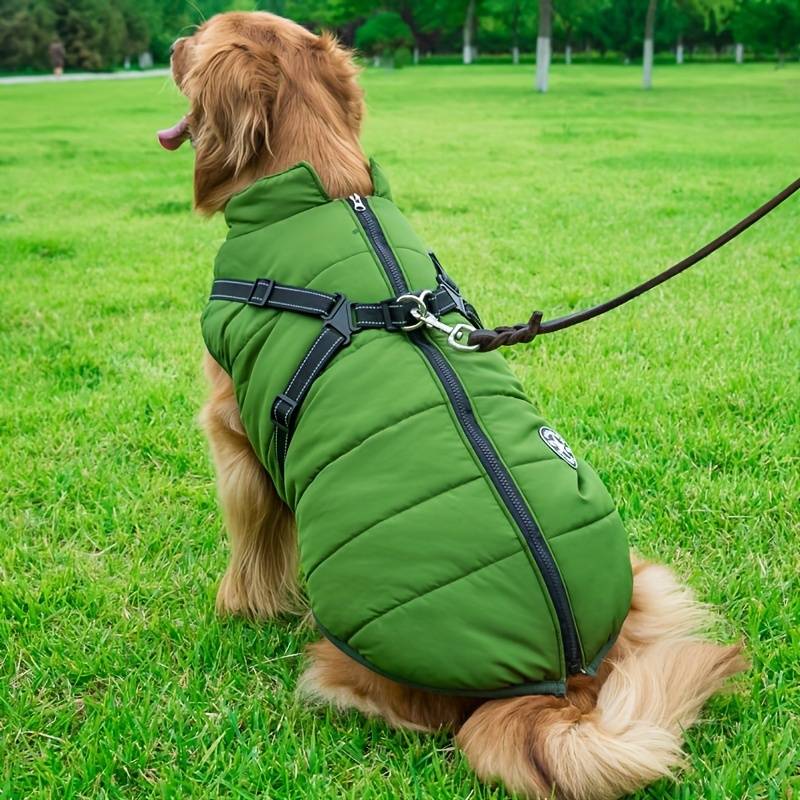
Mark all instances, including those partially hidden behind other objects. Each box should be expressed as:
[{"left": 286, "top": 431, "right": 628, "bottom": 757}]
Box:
[{"left": 158, "top": 12, "right": 745, "bottom": 799}]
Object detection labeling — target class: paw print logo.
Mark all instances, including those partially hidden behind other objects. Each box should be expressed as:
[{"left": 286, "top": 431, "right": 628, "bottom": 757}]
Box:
[{"left": 538, "top": 426, "right": 578, "bottom": 469}]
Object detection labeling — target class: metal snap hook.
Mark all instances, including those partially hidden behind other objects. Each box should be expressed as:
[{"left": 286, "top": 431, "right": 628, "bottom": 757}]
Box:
[
  {"left": 447, "top": 323, "right": 479, "bottom": 352},
  {"left": 395, "top": 290, "right": 479, "bottom": 352}
]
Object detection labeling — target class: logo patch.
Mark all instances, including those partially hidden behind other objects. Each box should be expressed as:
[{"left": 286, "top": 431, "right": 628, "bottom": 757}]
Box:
[{"left": 539, "top": 426, "right": 578, "bottom": 469}]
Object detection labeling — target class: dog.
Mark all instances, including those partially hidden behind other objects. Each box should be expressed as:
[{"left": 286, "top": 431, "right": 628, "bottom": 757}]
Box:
[{"left": 159, "top": 12, "right": 745, "bottom": 799}]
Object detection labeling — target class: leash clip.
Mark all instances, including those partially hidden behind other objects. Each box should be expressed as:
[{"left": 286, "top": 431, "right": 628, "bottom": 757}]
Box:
[{"left": 397, "top": 291, "right": 479, "bottom": 352}]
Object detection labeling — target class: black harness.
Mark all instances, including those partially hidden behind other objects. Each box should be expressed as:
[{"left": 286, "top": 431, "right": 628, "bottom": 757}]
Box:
[{"left": 209, "top": 256, "right": 480, "bottom": 467}]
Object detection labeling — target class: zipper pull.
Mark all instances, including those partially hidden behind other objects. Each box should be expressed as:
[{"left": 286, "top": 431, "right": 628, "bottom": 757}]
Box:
[{"left": 348, "top": 193, "right": 366, "bottom": 212}]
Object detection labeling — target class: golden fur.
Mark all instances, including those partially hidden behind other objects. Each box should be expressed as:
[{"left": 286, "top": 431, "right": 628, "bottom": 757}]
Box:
[
  {"left": 170, "top": 12, "right": 746, "bottom": 798},
  {"left": 172, "top": 12, "right": 371, "bottom": 213}
]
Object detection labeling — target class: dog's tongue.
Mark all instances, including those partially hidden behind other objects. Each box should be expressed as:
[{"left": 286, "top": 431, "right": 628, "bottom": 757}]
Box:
[{"left": 157, "top": 116, "right": 190, "bottom": 150}]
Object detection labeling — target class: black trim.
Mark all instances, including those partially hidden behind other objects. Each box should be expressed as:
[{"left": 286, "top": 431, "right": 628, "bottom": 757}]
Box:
[{"left": 346, "top": 194, "right": 583, "bottom": 675}]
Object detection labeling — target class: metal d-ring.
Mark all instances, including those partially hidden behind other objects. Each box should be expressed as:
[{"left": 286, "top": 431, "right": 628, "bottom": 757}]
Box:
[
  {"left": 396, "top": 290, "right": 479, "bottom": 352},
  {"left": 398, "top": 290, "right": 432, "bottom": 331}
]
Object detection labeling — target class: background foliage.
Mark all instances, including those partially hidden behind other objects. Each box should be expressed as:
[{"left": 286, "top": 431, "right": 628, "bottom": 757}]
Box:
[{"left": 0, "top": 0, "right": 798, "bottom": 72}]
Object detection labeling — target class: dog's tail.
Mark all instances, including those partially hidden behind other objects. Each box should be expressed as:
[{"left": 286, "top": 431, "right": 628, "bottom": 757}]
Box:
[{"left": 456, "top": 561, "right": 746, "bottom": 800}]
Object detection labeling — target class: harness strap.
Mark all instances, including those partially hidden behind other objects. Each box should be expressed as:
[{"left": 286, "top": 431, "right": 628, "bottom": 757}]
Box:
[
  {"left": 209, "top": 269, "right": 478, "bottom": 471},
  {"left": 210, "top": 277, "right": 469, "bottom": 331},
  {"left": 211, "top": 278, "right": 332, "bottom": 315},
  {"left": 272, "top": 323, "right": 349, "bottom": 466}
]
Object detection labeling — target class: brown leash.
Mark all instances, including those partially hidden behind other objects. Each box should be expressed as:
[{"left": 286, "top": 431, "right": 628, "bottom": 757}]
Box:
[{"left": 468, "top": 176, "right": 800, "bottom": 352}]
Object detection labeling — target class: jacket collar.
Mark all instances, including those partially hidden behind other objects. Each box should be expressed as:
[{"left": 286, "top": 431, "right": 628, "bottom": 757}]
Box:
[{"left": 223, "top": 158, "right": 392, "bottom": 236}]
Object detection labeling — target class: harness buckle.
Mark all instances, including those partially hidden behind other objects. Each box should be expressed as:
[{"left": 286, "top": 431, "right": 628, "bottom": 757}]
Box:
[
  {"left": 430, "top": 252, "right": 482, "bottom": 328},
  {"left": 322, "top": 294, "right": 356, "bottom": 344},
  {"left": 396, "top": 291, "right": 479, "bottom": 352},
  {"left": 247, "top": 279, "right": 274, "bottom": 307}
]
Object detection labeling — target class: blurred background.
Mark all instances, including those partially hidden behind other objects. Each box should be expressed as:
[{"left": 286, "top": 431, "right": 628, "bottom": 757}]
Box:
[{"left": 1, "top": 0, "right": 798, "bottom": 76}]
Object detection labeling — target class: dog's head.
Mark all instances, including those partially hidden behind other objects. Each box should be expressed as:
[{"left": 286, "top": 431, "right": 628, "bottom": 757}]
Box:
[{"left": 158, "top": 12, "right": 365, "bottom": 214}]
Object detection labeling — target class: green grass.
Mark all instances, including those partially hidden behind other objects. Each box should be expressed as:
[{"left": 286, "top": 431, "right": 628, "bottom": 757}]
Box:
[{"left": 1, "top": 63, "right": 798, "bottom": 798}]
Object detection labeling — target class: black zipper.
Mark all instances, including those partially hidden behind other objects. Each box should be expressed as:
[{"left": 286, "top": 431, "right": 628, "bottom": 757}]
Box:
[{"left": 346, "top": 194, "right": 583, "bottom": 675}]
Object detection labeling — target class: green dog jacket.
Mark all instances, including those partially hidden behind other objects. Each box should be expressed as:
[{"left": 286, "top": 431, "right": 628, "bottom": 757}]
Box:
[{"left": 201, "top": 160, "right": 632, "bottom": 697}]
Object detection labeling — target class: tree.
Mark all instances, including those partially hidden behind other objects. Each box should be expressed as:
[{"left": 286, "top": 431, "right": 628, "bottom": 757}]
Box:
[
  {"left": 642, "top": 0, "right": 737, "bottom": 87},
  {"left": 46, "top": 0, "right": 130, "bottom": 70},
  {"left": 285, "top": 0, "right": 373, "bottom": 45},
  {"left": 0, "top": 1, "right": 55, "bottom": 71},
  {"left": 463, "top": 0, "right": 478, "bottom": 62},
  {"left": 366, "top": 1, "right": 453, "bottom": 64},
  {"left": 484, "top": 0, "right": 534, "bottom": 63},
  {"left": 579, "top": 0, "right": 644, "bottom": 59},
  {"left": 732, "top": 0, "right": 800, "bottom": 65},
  {"left": 535, "top": 0, "right": 552, "bottom": 91},
  {"left": 393, "top": 1, "right": 431, "bottom": 63},
  {"left": 661, "top": 0, "right": 700, "bottom": 61},
  {"left": 355, "top": 10, "right": 413, "bottom": 65},
  {"left": 642, "top": 0, "right": 657, "bottom": 87},
  {"left": 553, "top": 0, "right": 600, "bottom": 64},
  {"left": 662, "top": 0, "right": 736, "bottom": 63}
]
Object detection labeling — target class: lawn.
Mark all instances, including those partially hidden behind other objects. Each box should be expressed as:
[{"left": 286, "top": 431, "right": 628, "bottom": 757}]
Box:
[{"left": 0, "top": 62, "right": 798, "bottom": 799}]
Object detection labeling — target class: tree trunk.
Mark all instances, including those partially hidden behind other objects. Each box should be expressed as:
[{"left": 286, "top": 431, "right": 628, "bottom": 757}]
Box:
[
  {"left": 642, "top": 0, "right": 657, "bottom": 89},
  {"left": 676, "top": 34, "right": 684, "bottom": 64},
  {"left": 338, "top": 21, "right": 358, "bottom": 47},
  {"left": 511, "top": 4, "right": 521, "bottom": 65},
  {"left": 565, "top": 44, "right": 572, "bottom": 64},
  {"left": 463, "top": 0, "right": 476, "bottom": 64},
  {"left": 735, "top": 42, "right": 743, "bottom": 63},
  {"left": 535, "top": 0, "right": 552, "bottom": 92},
  {"left": 398, "top": 7, "right": 424, "bottom": 67}
]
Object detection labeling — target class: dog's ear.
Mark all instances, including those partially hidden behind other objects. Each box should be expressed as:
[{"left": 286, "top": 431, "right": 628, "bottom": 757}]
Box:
[
  {"left": 189, "top": 43, "right": 279, "bottom": 211},
  {"left": 308, "top": 32, "right": 364, "bottom": 134}
]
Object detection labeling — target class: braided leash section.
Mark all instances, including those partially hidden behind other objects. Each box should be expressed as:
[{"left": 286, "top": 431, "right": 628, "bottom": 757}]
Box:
[{"left": 468, "top": 311, "right": 543, "bottom": 352}]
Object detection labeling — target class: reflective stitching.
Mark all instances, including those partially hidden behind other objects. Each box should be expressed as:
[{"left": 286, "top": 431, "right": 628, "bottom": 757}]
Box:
[
  {"left": 279, "top": 285, "right": 332, "bottom": 300},
  {"left": 271, "top": 299, "right": 327, "bottom": 314},
  {"left": 212, "top": 290, "right": 326, "bottom": 315},
  {"left": 295, "top": 336, "right": 342, "bottom": 398},
  {"left": 284, "top": 330, "right": 330, "bottom": 394},
  {"left": 210, "top": 293, "right": 246, "bottom": 301},
  {"left": 217, "top": 279, "right": 332, "bottom": 300},
  {"left": 280, "top": 333, "right": 344, "bottom": 466},
  {"left": 273, "top": 398, "right": 292, "bottom": 428}
]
